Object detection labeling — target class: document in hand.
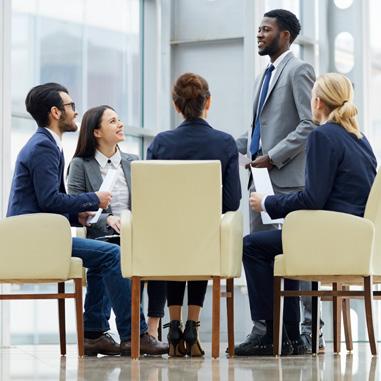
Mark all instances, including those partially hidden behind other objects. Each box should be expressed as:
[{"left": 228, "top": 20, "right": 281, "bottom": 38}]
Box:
[
  {"left": 87, "top": 169, "right": 118, "bottom": 224},
  {"left": 250, "top": 167, "right": 284, "bottom": 225}
]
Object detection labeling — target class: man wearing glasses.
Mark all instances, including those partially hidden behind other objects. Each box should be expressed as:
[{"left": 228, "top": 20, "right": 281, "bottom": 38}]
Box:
[{"left": 7, "top": 83, "right": 168, "bottom": 357}]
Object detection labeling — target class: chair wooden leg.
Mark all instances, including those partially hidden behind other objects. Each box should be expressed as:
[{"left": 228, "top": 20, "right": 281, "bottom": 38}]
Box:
[
  {"left": 332, "top": 283, "right": 342, "bottom": 354},
  {"left": 131, "top": 276, "right": 141, "bottom": 360},
  {"left": 273, "top": 276, "right": 284, "bottom": 356},
  {"left": 212, "top": 276, "right": 221, "bottom": 359},
  {"left": 226, "top": 278, "right": 234, "bottom": 357},
  {"left": 58, "top": 282, "right": 66, "bottom": 356},
  {"left": 364, "top": 276, "right": 377, "bottom": 355},
  {"left": 311, "top": 281, "right": 320, "bottom": 355},
  {"left": 342, "top": 285, "right": 353, "bottom": 351},
  {"left": 74, "top": 278, "right": 84, "bottom": 357}
]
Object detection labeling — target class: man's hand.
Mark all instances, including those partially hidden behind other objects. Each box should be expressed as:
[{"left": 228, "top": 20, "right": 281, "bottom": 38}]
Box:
[
  {"left": 107, "top": 215, "right": 121, "bottom": 234},
  {"left": 249, "top": 192, "right": 264, "bottom": 212},
  {"left": 96, "top": 191, "right": 112, "bottom": 209},
  {"left": 251, "top": 154, "right": 273, "bottom": 169},
  {"left": 78, "top": 211, "right": 95, "bottom": 227}
]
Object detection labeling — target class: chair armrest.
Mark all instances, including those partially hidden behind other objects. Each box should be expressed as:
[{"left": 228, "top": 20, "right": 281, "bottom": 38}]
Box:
[
  {"left": 220, "top": 211, "right": 243, "bottom": 277},
  {"left": 280, "top": 210, "right": 375, "bottom": 276},
  {"left": 68, "top": 257, "right": 83, "bottom": 279},
  {"left": 120, "top": 210, "right": 133, "bottom": 278}
]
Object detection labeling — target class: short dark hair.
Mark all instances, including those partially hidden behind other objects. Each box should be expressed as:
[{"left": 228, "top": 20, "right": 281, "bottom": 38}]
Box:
[
  {"left": 25, "top": 83, "right": 69, "bottom": 127},
  {"left": 73, "top": 105, "right": 114, "bottom": 158},
  {"left": 172, "top": 73, "right": 210, "bottom": 120},
  {"left": 264, "top": 9, "right": 301, "bottom": 43}
]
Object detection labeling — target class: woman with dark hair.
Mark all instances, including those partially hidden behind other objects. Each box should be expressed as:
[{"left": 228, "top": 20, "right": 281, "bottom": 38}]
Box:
[
  {"left": 67, "top": 106, "right": 168, "bottom": 351},
  {"left": 147, "top": 73, "right": 241, "bottom": 357}
]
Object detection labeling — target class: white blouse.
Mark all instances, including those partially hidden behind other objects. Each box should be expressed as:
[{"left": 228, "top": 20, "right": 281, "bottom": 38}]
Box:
[{"left": 95, "top": 149, "right": 129, "bottom": 217}]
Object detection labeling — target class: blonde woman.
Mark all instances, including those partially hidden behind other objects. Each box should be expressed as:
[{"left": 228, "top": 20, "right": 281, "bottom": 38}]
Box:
[{"left": 236, "top": 73, "right": 377, "bottom": 356}]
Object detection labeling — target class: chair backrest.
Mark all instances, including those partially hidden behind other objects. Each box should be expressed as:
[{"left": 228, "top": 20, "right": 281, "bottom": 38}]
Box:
[
  {"left": 130, "top": 160, "right": 222, "bottom": 277},
  {"left": 365, "top": 170, "right": 381, "bottom": 273},
  {"left": 0, "top": 213, "right": 72, "bottom": 280}
]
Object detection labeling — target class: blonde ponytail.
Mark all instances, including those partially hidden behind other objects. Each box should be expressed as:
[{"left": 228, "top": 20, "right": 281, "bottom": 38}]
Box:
[{"left": 315, "top": 73, "right": 362, "bottom": 139}]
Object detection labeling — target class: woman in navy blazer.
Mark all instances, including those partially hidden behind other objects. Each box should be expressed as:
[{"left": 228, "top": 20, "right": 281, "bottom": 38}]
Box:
[
  {"left": 147, "top": 73, "right": 241, "bottom": 356},
  {"left": 236, "top": 73, "right": 377, "bottom": 356}
]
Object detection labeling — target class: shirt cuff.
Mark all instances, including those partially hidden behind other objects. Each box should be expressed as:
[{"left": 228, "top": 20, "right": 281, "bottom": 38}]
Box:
[{"left": 261, "top": 196, "right": 268, "bottom": 212}]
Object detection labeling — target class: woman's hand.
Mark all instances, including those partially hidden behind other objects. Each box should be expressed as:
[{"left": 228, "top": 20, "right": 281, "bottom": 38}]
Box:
[
  {"left": 249, "top": 192, "right": 264, "bottom": 212},
  {"left": 107, "top": 215, "right": 121, "bottom": 234}
]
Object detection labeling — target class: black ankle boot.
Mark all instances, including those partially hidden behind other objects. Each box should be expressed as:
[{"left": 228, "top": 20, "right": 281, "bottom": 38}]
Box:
[
  {"left": 183, "top": 320, "right": 205, "bottom": 357},
  {"left": 163, "top": 320, "right": 186, "bottom": 357}
]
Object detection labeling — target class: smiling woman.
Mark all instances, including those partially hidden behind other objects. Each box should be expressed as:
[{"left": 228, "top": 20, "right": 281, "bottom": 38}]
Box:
[{"left": 66, "top": 105, "right": 168, "bottom": 345}]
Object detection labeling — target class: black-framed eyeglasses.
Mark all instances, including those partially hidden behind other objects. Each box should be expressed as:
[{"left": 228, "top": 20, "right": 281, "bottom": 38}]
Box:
[{"left": 63, "top": 102, "right": 76, "bottom": 112}]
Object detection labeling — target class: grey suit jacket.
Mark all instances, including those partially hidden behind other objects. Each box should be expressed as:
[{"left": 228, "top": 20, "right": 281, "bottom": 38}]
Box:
[
  {"left": 67, "top": 152, "right": 138, "bottom": 239},
  {"left": 237, "top": 52, "right": 316, "bottom": 189}
]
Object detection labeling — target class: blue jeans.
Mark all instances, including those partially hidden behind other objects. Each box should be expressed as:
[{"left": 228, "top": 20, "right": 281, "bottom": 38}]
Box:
[{"left": 72, "top": 237, "right": 147, "bottom": 341}]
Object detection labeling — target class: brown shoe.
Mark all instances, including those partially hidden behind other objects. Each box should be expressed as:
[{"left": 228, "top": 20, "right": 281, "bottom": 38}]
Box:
[
  {"left": 120, "top": 332, "right": 169, "bottom": 356},
  {"left": 84, "top": 333, "right": 120, "bottom": 356}
]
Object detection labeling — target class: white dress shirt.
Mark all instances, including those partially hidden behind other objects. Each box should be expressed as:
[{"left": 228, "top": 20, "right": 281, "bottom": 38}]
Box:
[
  {"left": 268, "top": 49, "right": 291, "bottom": 88},
  {"left": 95, "top": 149, "right": 129, "bottom": 218},
  {"left": 44, "top": 128, "right": 63, "bottom": 151}
]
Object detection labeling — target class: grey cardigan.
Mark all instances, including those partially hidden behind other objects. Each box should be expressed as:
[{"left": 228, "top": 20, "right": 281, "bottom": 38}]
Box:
[{"left": 67, "top": 152, "right": 138, "bottom": 239}]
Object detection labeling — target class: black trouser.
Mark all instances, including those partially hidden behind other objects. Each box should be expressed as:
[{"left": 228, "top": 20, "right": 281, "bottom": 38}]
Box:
[
  {"left": 243, "top": 229, "right": 300, "bottom": 322},
  {"left": 145, "top": 281, "right": 167, "bottom": 317},
  {"left": 167, "top": 281, "right": 208, "bottom": 307}
]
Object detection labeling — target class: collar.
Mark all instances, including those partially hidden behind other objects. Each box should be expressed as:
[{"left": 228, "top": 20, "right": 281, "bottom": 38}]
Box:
[
  {"left": 179, "top": 117, "right": 211, "bottom": 129},
  {"left": 95, "top": 148, "right": 121, "bottom": 169},
  {"left": 270, "top": 50, "right": 291, "bottom": 70},
  {"left": 44, "top": 127, "right": 63, "bottom": 151}
]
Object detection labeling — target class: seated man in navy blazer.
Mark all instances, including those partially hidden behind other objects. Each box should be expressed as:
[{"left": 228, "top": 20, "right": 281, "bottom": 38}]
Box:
[{"left": 7, "top": 83, "right": 168, "bottom": 357}]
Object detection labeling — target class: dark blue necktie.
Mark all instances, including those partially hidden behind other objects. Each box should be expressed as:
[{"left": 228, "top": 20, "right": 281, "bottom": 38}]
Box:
[{"left": 250, "top": 64, "right": 275, "bottom": 157}]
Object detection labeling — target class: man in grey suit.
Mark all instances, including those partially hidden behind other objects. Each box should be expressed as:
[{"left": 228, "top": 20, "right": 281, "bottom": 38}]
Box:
[{"left": 235, "top": 9, "right": 323, "bottom": 355}]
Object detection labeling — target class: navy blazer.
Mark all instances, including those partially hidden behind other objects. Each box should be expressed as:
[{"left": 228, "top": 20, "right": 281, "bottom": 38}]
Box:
[
  {"left": 7, "top": 127, "right": 99, "bottom": 223},
  {"left": 147, "top": 118, "right": 241, "bottom": 213},
  {"left": 265, "top": 122, "right": 377, "bottom": 219}
]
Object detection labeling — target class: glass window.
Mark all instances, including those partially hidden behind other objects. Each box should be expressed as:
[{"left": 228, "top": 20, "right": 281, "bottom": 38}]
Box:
[
  {"left": 265, "top": 0, "right": 300, "bottom": 17},
  {"left": 11, "top": 0, "right": 142, "bottom": 173},
  {"left": 334, "top": 32, "right": 354, "bottom": 74},
  {"left": 370, "top": 0, "right": 381, "bottom": 158},
  {"left": 10, "top": 0, "right": 142, "bottom": 344}
]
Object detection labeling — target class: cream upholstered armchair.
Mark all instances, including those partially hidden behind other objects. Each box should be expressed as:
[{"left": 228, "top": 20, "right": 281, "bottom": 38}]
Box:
[
  {"left": 273, "top": 171, "right": 381, "bottom": 356},
  {"left": 120, "top": 160, "right": 243, "bottom": 359},
  {"left": 0, "top": 213, "right": 84, "bottom": 356}
]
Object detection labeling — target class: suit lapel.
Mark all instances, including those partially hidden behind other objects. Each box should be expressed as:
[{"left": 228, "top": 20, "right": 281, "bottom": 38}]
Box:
[
  {"left": 121, "top": 156, "right": 132, "bottom": 187},
  {"left": 59, "top": 151, "right": 66, "bottom": 192},
  {"left": 252, "top": 74, "right": 266, "bottom": 121},
  {"left": 263, "top": 52, "right": 294, "bottom": 106},
  {"left": 38, "top": 128, "right": 66, "bottom": 192},
  {"left": 121, "top": 154, "right": 133, "bottom": 207},
  {"left": 84, "top": 158, "right": 104, "bottom": 191}
]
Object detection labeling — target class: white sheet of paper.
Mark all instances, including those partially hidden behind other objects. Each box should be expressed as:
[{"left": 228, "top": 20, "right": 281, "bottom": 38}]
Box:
[
  {"left": 250, "top": 167, "right": 284, "bottom": 225},
  {"left": 87, "top": 169, "right": 118, "bottom": 224},
  {"left": 239, "top": 153, "right": 251, "bottom": 167}
]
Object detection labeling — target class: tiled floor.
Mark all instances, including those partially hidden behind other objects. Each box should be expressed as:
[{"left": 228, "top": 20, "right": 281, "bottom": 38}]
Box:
[{"left": 0, "top": 343, "right": 379, "bottom": 380}]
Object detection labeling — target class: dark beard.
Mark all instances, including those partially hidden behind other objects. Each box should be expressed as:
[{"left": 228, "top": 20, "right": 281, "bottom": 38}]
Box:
[
  {"left": 258, "top": 33, "right": 281, "bottom": 56},
  {"left": 58, "top": 111, "right": 77, "bottom": 132}
]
